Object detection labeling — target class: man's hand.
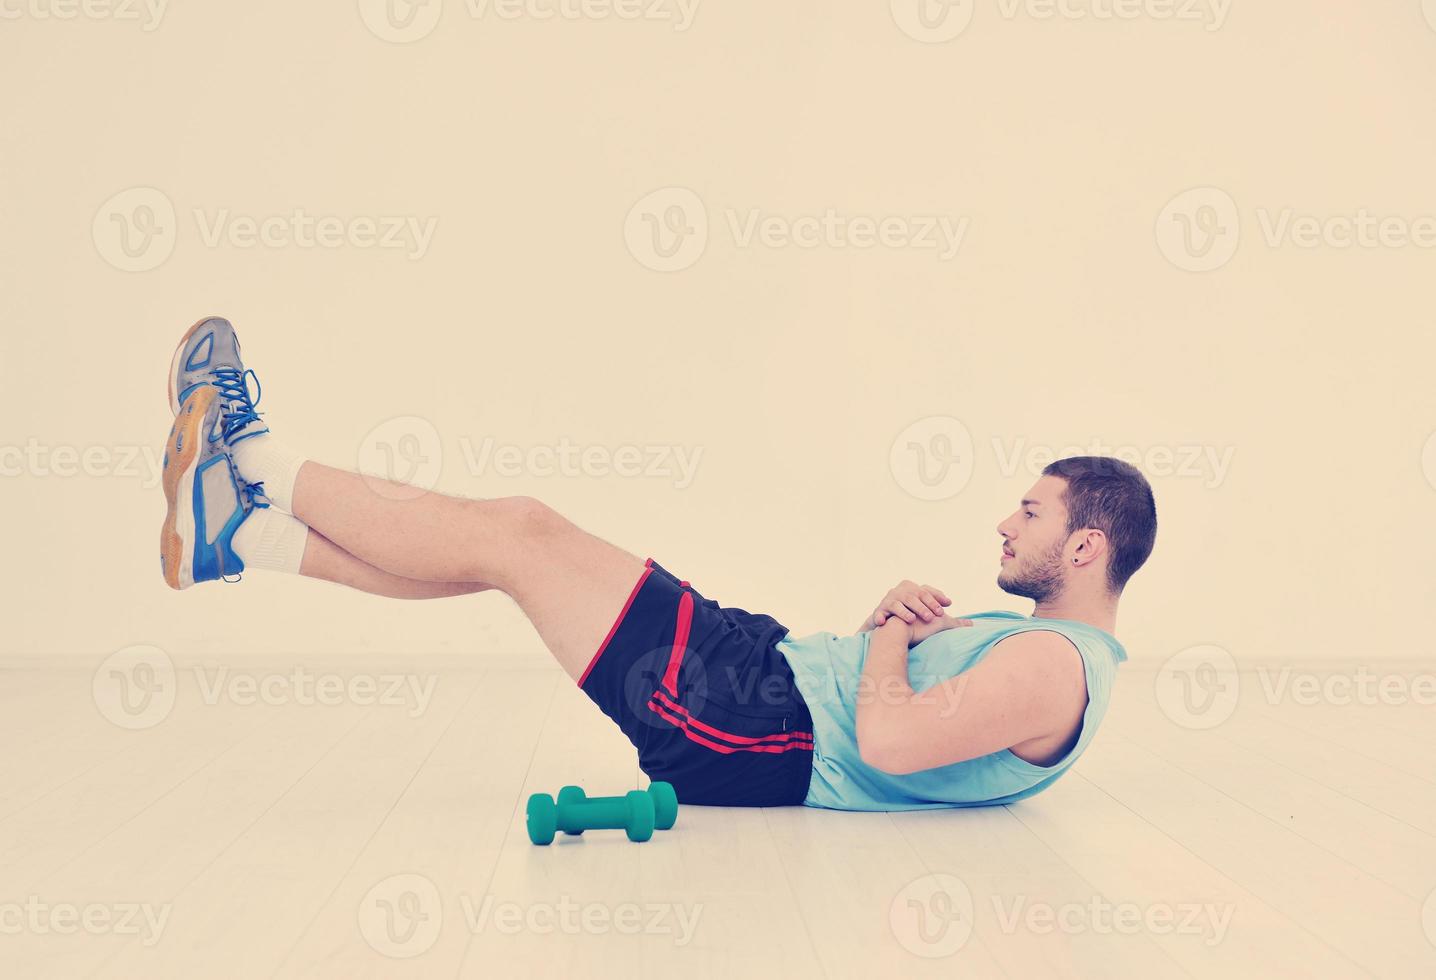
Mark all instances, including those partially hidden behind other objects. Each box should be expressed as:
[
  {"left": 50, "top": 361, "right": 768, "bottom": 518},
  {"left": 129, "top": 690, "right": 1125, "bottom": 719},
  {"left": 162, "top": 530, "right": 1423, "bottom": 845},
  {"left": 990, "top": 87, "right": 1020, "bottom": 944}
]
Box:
[
  {"left": 908, "top": 613, "right": 973, "bottom": 645},
  {"left": 859, "top": 580, "right": 954, "bottom": 633}
]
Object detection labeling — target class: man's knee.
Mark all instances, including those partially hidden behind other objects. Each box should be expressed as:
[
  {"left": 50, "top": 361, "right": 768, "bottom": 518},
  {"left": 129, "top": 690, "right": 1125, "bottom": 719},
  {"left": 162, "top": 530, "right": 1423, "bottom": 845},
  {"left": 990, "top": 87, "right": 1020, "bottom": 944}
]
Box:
[{"left": 491, "top": 495, "right": 566, "bottom": 539}]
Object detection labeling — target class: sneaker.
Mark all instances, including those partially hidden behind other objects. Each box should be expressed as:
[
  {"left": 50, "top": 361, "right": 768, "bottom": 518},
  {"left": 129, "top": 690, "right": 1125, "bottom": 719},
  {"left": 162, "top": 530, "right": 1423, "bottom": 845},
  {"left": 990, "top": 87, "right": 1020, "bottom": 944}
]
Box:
[
  {"left": 159, "top": 385, "right": 266, "bottom": 590},
  {"left": 167, "top": 315, "right": 268, "bottom": 445}
]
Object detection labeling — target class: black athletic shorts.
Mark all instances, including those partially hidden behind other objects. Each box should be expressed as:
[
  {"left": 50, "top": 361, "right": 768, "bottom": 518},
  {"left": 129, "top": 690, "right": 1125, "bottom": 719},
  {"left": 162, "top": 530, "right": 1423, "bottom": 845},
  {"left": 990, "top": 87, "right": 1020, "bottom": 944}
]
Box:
[{"left": 578, "top": 559, "right": 815, "bottom": 806}]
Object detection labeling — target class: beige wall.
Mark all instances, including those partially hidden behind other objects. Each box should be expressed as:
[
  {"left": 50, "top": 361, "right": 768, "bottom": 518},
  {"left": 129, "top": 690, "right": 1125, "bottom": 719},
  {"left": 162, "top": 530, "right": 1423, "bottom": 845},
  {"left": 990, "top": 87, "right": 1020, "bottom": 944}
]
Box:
[{"left": 2, "top": 1, "right": 1433, "bottom": 666}]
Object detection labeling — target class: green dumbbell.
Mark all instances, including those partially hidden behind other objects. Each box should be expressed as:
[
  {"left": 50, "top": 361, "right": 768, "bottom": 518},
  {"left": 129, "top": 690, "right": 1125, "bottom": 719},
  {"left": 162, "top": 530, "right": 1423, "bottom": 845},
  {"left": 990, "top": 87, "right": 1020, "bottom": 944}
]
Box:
[
  {"left": 525, "top": 782, "right": 678, "bottom": 845},
  {"left": 556, "top": 782, "right": 678, "bottom": 834}
]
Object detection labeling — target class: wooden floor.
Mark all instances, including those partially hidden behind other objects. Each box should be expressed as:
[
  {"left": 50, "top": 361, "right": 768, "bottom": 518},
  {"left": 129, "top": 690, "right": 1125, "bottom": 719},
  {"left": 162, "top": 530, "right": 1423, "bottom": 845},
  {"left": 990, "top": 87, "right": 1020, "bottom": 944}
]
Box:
[{"left": 3, "top": 656, "right": 1435, "bottom": 978}]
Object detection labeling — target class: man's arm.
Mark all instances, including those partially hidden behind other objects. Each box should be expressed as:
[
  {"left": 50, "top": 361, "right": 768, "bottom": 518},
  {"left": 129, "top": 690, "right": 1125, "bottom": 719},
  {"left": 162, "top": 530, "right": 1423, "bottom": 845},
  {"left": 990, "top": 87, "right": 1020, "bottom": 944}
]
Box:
[{"left": 855, "top": 620, "right": 1088, "bottom": 775}]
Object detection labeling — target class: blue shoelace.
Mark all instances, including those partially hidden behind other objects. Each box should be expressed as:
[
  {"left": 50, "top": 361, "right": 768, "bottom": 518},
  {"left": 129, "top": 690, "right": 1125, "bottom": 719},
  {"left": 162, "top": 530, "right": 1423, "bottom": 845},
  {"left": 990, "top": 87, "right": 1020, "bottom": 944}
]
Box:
[
  {"left": 242, "top": 480, "right": 271, "bottom": 510},
  {"left": 210, "top": 367, "right": 267, "bottom": 444},
  {"left": 221, "top": 479, "right": 271, "bottom": 584}
]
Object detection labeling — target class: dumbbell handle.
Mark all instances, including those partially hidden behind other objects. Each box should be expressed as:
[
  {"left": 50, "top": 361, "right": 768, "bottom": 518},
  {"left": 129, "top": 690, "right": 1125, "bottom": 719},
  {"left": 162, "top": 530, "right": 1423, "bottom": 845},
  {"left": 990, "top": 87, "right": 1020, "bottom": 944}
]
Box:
[{"left": 557, "top": 797, "right": 635, "bottom": 834}]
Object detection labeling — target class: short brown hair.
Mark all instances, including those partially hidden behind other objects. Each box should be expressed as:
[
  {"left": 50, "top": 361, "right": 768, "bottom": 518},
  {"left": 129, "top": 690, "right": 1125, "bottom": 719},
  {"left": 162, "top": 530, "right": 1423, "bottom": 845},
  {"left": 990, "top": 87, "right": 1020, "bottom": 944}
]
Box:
[{"left": 1042, "top": 456, "right": 1157, "bottom": 592}]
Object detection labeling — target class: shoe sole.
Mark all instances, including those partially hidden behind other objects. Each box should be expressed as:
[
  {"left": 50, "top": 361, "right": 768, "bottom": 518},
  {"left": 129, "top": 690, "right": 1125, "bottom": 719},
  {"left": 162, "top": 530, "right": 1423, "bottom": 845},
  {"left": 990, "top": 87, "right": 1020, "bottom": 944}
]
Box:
[
  {"left": 168, "top": 315, "right": 224, "bottom": 415},
  {"left": 160, "top": 385, "right": 216, "bottom": 590}
]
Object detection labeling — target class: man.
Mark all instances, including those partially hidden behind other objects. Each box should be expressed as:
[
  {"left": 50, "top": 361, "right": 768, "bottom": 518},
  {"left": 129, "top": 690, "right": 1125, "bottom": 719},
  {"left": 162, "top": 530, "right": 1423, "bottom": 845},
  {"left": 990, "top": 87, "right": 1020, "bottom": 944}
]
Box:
[{"left": 160, "top": 316, "right": 1157, "bottom": 810}]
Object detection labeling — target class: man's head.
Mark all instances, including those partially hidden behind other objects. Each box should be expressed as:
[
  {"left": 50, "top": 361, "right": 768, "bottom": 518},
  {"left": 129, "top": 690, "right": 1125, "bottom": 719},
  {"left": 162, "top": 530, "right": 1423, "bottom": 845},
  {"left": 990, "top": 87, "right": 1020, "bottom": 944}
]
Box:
[{"left": 996, "top": 456, "right": 1157, "bottom": 603}]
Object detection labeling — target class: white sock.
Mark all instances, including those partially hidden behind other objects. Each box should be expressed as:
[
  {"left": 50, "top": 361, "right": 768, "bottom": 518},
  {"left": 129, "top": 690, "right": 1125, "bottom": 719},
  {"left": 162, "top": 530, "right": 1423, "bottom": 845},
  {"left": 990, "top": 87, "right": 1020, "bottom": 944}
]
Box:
[
  {"left": 230, "top": 433, "right": 308, "bottom": 513},
  {"left": 232, "top": 508, "right": 311, "bottom": 575}
]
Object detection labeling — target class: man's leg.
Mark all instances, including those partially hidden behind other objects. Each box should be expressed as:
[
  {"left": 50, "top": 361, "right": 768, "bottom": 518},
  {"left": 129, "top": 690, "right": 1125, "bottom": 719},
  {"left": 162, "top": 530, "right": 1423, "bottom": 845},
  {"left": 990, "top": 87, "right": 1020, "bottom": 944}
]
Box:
[
  {"left": 289, "top": 462, "right": 648, "bottom": 682},
  {"left": 300, "top": 527, "right": 495, "bottom": 600}
]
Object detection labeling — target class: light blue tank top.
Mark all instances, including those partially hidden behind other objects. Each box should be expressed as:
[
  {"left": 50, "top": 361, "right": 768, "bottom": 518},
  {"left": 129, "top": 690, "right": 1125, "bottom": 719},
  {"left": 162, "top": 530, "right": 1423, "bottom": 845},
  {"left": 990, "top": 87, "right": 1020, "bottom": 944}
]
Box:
[{"left": 776, "top": 611, "right": 1127, "bottom": 811}]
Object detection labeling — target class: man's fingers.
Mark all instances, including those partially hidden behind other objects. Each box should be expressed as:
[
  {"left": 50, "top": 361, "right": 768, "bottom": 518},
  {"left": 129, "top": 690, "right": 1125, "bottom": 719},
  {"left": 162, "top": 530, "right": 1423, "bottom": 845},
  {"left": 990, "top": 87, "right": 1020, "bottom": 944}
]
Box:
[
  {"left": 925, "top": 585, "right": 952, "bottom": 606},
  {"left": 901, "top": 595, "right": 934, "bottom": 621},
  {"left": 886, "top": 600, "right": 918, "bottom": 623},
  {"left": 917, "top": 590, "right": 945, "bottom": 617}
]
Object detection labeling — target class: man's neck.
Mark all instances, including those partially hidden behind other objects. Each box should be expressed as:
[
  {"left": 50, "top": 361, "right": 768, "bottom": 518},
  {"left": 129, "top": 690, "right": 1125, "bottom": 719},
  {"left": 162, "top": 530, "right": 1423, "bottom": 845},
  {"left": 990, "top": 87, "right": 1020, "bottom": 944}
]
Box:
[{"left": 1031, "top": 593, "right": 1118, "bottom": 635}]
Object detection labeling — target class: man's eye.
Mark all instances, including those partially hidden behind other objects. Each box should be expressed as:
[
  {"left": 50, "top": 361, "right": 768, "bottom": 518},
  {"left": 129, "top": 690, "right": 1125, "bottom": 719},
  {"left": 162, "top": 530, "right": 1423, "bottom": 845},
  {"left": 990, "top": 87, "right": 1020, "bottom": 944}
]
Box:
[{"left": 1024, "top": 511, "right": 1035, "bottom": 519}]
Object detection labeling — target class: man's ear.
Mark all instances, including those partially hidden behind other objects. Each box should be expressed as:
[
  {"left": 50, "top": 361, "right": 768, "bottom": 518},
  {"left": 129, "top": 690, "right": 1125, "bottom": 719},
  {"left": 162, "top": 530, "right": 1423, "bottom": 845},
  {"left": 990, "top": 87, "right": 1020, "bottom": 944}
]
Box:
[{"left": 1068, "top": 528, "right": 1108, "bottom": 568}]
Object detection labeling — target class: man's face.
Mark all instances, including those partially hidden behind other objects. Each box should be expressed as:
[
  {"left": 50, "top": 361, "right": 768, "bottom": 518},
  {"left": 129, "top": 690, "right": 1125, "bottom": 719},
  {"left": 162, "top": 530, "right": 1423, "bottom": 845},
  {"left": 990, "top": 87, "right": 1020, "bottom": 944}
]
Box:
[{"left": 996, "top": 475, "right": 1072, "bottom": 602}]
